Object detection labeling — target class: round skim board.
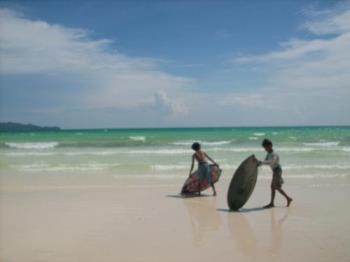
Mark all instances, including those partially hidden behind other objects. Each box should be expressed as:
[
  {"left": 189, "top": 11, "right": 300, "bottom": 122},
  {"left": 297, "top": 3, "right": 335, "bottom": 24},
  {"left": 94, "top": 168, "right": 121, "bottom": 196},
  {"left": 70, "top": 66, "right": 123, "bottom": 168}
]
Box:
[
  {"left": 227, "top": 155, "right": 258, "bottom": 210},
  {"left": 181, "top": 165, "right": 222, "bottom": 194}
]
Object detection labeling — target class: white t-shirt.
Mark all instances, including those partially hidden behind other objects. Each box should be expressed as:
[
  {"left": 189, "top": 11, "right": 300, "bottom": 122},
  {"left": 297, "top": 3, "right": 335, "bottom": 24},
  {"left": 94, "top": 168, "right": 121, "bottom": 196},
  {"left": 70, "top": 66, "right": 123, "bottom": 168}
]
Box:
[{"left": 261, "top": 151, "right": 280, "bottom": 170}]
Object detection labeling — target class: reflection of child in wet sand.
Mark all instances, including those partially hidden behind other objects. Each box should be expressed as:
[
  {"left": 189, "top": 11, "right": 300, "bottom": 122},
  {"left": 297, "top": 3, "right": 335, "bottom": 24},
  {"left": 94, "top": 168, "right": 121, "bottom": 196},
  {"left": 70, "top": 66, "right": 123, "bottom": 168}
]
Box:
[
  {"left": 189, "top": 142, "right": 218, "bottom": 196},
  {"left": 257, "top": 139, "right": 293, "bottom": 208}
]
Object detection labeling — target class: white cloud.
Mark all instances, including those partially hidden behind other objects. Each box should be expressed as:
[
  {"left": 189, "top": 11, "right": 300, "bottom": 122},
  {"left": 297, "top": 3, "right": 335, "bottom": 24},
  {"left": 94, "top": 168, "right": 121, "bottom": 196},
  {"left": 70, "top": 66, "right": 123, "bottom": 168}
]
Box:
[
  {"left": 153, "top": 91, "right": 189, "bottom": 115},
  {"left": 0, "top": 5, "right": 349, "bottom": 128},
  {"left": 225, "top": 5, "right": 350, "bottom": 125},
  {"left": 302, "top": 6, "right": 350, "bottom": 35},
  {"left": 0, "top": 8, "right": 192, "bottom": 116}
]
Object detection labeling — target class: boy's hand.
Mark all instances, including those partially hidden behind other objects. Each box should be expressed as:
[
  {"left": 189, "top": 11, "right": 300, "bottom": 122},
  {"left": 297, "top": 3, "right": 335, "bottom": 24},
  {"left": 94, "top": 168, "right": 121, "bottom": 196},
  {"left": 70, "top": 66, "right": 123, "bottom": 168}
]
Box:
[{"left": 257, "top": 161, "right": 262, "bottom": 167}]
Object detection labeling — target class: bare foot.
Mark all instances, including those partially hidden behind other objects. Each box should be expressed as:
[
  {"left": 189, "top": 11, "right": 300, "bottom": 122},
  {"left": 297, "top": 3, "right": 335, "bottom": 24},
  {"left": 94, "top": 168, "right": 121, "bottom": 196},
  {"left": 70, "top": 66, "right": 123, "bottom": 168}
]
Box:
[
  {"left": 213, "top": 191, "right": 217, "bottom": 196},
  {"left": 263, "top": 203, "right": 274, "bottom": 209},
  {"left": 287, "top": 198, "right": 293, "bottom": 207}
]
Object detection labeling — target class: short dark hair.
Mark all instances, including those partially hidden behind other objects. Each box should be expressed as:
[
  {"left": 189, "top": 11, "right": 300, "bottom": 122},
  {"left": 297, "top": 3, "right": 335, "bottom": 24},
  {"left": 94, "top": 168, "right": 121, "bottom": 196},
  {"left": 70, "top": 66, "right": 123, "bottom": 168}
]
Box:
[
  {"left": 262, "top": 139, "right": 273, "bottom": 147},
  {"left": 191, "top": 142, "right": 201, "bottom": 151}
]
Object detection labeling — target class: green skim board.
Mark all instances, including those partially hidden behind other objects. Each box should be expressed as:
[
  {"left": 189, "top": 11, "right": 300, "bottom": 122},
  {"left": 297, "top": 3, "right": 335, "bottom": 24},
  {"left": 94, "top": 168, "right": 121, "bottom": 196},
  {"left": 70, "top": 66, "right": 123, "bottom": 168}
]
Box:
[{"left": 227, "top": 155, "right": 258, "bottom": 210}]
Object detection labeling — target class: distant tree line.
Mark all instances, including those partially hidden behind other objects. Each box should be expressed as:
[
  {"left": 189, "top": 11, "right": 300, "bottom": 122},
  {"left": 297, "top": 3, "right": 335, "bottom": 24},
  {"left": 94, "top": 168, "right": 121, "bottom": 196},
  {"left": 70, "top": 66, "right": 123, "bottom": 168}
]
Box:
[{"left": 0, "top": 122, "right": 61, "bottom": 132}]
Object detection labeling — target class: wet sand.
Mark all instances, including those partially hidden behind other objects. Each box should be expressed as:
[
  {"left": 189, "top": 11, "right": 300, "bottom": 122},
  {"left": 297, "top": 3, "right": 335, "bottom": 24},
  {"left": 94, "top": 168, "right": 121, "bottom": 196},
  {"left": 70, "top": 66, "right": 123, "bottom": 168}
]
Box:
[{"left": 0, "top": 173, "right": 350, "bottom": 262}]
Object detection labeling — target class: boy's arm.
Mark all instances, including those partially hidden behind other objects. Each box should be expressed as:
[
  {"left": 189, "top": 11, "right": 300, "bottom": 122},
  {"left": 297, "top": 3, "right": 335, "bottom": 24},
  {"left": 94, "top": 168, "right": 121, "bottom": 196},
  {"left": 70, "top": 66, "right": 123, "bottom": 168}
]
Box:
[
  {"left": 205, "top": 153, "right": 218, "bottom": 166},
  {"left": 260, "top": 154, "right": 278, "bottom": 166},
  {"left": 189, "top": 155, "right": 195, "bottom": 176}
]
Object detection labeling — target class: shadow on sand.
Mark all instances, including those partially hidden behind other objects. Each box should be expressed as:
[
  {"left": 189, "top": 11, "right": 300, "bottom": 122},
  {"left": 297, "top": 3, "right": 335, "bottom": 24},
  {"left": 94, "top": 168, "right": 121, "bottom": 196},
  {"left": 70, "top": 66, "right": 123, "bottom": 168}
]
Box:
[
  {"left": 166, "top": 194, "right": 213, "bottom": 199},
  {"left": 217, "top": 207, "right": 266, "bottom": 213}
]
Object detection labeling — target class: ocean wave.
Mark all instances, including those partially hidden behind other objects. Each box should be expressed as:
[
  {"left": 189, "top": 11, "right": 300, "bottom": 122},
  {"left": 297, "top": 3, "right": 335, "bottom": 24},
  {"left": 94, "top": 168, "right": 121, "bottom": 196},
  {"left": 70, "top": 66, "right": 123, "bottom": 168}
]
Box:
[
  {"left": 209, "top": 147, "right": 315, "bottom": 152},
  {"left": 4, "top": 142, "right": 59, "bottom": 149},
  {"left": 2, "top": 146, "right": 343, "bottom": 157},
  {"left": 342, "top": 147, "right": 350, "bottom": 152},
  {"left": 283, "top": 164, "right": 350, "bottom": 170},
  {"left": 12, "top": 163, "right": 120, "bottom": 172},
  {"left": 151, "top": 165, "right": 188, "bottom": 171},
  {"left": 150, "top": 164, "right": 350, "bottom": 172},
  {"left": 248, "top": 137, "right": 259, "bottom": 140},
  {"left": 303, "top": 141, "right": 340, "bottom": 147},
  {"left": 258, "top": 174, "right": 350, "bottom": 179},
  {"left": 253, "top": 132, "right": 265, "bottom": 136},
  {"left": 128, "top": 149, "right": 190, "bottom": 155},
  {"left": 129, "top": 136, "right": 146, "bottom": 142},
  {"left": 171, "top": 140, "right": 232, "bottom": 146},
  {"left": 4, "top": 152, "right": 56, "bottom": 156}
]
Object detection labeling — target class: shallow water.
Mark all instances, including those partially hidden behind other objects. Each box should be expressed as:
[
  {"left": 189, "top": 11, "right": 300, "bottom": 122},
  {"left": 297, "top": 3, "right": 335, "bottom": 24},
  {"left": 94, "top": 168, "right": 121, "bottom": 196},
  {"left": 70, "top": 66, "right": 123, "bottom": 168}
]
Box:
[{"left": 1, "top": 126, "right": 349, "bottom": 179}]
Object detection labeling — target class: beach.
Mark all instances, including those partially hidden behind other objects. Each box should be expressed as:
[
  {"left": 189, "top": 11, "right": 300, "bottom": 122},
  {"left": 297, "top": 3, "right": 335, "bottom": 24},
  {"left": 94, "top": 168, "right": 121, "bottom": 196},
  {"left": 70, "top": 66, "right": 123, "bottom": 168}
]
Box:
[
  {"left": 1, "top": 127, "right": 350, "bottom": 261},
  {"left": 1, "top": 173, "right": 350, "bottom": 262},
  {"left": 2, "top": 0, "right": 350, "bottom": 260}
]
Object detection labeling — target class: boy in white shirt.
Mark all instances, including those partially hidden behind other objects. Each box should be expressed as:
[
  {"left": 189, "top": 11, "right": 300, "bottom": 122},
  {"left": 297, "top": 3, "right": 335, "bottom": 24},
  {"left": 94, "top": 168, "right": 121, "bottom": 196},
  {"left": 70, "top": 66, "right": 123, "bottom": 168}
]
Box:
[{"left": 258, "top": 139, "right": 293, "bottom": 208}]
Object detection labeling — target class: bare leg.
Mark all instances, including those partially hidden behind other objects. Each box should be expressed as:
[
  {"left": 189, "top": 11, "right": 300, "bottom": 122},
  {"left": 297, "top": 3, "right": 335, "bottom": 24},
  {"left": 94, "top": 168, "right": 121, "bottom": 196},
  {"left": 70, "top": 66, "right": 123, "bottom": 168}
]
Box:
[
  {"left": 264, "top": 188, "right": 275, "bottom": 208},
  {"left": 277, "top": 188, "right": 293, "bottom": 206},
  {"left": 211, "top": 183, "right": 217, "bottom": 196}
]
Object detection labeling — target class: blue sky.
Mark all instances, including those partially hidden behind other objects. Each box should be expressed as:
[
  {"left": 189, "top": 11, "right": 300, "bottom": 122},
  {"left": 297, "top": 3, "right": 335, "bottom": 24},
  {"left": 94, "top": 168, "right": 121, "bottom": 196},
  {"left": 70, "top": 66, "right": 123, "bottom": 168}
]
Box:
[{"left": 0, "top": 0, "right": 349, "bottom": 128}]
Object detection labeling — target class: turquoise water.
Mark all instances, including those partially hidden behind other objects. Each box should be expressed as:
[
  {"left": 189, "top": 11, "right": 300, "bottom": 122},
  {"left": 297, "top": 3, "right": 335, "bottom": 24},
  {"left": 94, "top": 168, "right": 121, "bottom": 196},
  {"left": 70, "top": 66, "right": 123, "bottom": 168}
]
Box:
[{"left": 1, "top": 127, "right": 350, "bottom": 178}]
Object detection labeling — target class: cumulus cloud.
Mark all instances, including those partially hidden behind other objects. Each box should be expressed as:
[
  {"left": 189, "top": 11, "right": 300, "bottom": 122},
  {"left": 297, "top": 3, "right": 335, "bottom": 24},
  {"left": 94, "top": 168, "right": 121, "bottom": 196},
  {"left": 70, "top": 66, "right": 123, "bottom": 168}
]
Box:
[
  {"left": 0, "top": 8, "right": 192, "bottom": 118},
  {"left": 153, "top": 92, "right": 188, "bottom": 116}
]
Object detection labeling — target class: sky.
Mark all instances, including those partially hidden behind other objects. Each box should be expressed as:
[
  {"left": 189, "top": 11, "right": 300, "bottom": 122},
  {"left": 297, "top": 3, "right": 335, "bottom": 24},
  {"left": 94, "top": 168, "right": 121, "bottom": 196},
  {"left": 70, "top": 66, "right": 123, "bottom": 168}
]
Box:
[{"left": 0, "top": 0, "right": 349, "bottom": 128}]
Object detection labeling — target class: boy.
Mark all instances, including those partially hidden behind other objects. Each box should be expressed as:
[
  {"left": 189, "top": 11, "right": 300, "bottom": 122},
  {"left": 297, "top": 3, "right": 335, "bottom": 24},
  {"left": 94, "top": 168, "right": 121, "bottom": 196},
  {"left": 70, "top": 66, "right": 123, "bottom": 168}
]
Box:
[
  {"left": 189, "top": 142, "right": 218, "bottom": 196},
  {"left": 258, "top": 139, "right": 293, "bottom": 208}
]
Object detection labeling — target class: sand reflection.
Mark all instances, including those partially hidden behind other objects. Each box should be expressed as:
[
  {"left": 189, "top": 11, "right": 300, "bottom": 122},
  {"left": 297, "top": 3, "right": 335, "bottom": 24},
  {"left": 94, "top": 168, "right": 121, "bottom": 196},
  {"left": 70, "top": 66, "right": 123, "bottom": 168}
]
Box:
[
  {"left": 183, "top": 196, "right": 222, "bottom": 245},
  {"left": 225, "top": 207, "right": 289, "bottom": 260},
  {"left": 227, "top": 212, "right": 257, "bottom": 259}
]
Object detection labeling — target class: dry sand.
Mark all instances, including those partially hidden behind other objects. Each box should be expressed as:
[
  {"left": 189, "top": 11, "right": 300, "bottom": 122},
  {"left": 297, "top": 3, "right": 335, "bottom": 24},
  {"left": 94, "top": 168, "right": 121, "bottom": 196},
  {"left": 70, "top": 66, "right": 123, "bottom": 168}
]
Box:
[{"left": 1, "top": 173, "right": 350, "bottom": 262}]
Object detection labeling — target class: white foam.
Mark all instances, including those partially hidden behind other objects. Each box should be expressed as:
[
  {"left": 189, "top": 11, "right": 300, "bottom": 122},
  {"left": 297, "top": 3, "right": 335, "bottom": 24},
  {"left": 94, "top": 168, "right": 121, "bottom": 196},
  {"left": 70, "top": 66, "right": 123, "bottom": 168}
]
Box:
[
  {"left": 64, "top": 151, "right": 117, "bottom": 156},
  {"left": 4, "top": 142, "right": 59, "bottom": 150},
  {"left": 303, "top": 141, "right": 340, "bottom": 147},
  {"left": 286, "top": 174, "right": 350, "bottom": 179},
  {"left": 171, "top": 140, "right": 232, "bottom": 146},
  {"left": 151, "top": 163, "right": 238, "bottom": 171},
  {"left": 151, "top": 165, "right": 187, "bottom": 171},
  {"left": 253, "top": 132, "right": 265, "bottom": 136},
  {"left": 4, "top": 152, "right": 56, "bottom": 156},
  {"left": 342, "top": 147, "right": 350, "bottom": 152},
  {"left": 14, "top": 163, "right": 120, "bottom": 172},
  {"left": 248, "top": 137, "right": 258, "bottom": 140},
  {"left": 208, "top": 147, "right": 315, "bottom": 153},
  {"left": 129, "top": 136, "right": 146, "bottom": 142},
  {"left": 128, "top": 149, "right": 190, "bottom": 155},
  {"left": 284, "top": 164, "right": 350, "bottom": 170}
]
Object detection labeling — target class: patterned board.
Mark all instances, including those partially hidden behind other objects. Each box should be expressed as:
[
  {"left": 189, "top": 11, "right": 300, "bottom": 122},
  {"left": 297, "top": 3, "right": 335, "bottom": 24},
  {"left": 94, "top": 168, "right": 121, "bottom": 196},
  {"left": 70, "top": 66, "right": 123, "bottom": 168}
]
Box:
[
  {"left": 227, "top": 155, "right": 258, "bottom": 210},
  {"left": 181, "top": 165, "right": 222, "bottom": 194}
]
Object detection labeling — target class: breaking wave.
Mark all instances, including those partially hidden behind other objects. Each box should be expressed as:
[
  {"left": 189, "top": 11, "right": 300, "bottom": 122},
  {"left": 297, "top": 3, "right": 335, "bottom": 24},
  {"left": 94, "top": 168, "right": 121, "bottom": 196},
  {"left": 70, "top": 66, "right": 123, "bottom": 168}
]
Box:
[{"left": 4, "top": 142, "right": 59, "bottom": 150}]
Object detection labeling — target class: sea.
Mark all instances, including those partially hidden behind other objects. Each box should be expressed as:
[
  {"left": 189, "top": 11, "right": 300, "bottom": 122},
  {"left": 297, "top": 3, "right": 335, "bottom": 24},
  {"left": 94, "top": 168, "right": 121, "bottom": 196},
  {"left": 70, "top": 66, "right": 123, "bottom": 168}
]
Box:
[{"left": 1, "top": 126, "right": 350, "bottom": 180}]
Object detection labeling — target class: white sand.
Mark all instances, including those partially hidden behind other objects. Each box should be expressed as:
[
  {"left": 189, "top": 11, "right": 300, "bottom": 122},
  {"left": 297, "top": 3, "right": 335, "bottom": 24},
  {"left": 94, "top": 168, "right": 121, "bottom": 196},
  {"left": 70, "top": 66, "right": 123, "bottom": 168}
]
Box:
[{"left": 1, "top": 173, "right": 350, "bottom": 262}]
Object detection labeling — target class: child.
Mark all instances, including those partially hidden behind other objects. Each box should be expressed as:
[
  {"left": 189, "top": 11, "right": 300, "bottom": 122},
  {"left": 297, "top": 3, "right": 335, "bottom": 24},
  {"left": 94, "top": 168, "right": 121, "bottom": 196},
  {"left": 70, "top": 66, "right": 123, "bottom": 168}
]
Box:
[
  {"left": 258, "top": 139, "right": 293, "bottom": 208},
  {"left": 189, "top": 142, "right": 218, "bottom": 196}
]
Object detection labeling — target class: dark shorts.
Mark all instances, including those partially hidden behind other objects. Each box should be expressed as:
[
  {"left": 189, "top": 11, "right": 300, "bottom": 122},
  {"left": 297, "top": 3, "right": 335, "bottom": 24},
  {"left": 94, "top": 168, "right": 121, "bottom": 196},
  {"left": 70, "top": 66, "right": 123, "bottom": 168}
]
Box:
[
  {"left": 271, "top": 166, "right": 284, "bottom": 189},
  {"left": 198, "top": 162, "right": 211, "bottom": 184}
]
